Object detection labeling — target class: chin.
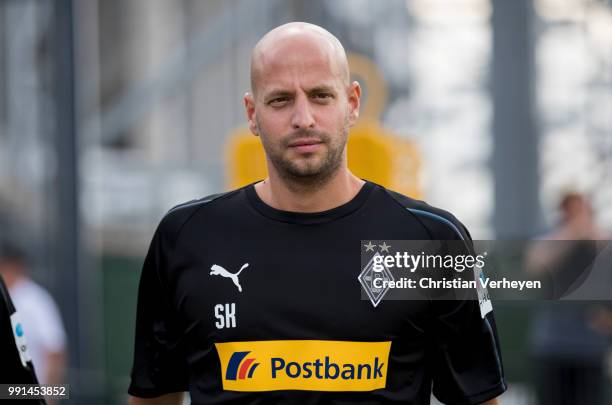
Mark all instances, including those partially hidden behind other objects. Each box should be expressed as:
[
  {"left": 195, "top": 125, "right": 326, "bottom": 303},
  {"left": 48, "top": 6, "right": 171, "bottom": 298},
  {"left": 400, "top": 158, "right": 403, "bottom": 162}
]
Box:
[
  {"left": 290, "top": 159, "right": 326, "bottom": 175},
  {"left": 287, "top": 167, "right": 323, "bottom": 178}
]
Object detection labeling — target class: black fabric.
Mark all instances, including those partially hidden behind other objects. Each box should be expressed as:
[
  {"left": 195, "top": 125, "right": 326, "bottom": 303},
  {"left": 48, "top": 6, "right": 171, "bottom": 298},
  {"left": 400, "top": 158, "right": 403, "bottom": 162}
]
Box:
[
  {"left": 0, "top": 275, "right": 45, "bottom": 404},
  {"left": 128, "top": 181, "right": 506, "bottom": 404}
]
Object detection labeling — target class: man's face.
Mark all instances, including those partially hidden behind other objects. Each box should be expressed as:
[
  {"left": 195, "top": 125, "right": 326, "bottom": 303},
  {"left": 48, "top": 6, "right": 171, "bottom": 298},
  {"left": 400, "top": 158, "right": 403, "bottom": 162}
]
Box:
[{"left": 245, "top": 37, "right": 359, "bottom": 182}]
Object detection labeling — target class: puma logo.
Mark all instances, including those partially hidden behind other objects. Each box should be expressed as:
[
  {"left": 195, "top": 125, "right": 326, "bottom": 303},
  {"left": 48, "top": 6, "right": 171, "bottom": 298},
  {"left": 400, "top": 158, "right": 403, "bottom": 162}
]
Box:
[{"left": 210, "top": 263, "right": 249, "bottom": 292}]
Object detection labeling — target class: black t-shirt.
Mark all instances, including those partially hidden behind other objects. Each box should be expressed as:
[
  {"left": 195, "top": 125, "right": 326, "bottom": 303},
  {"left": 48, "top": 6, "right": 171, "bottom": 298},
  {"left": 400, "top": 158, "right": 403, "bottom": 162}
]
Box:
[{"left": 128, "top": 181, "right": 506, "bottom": 404}]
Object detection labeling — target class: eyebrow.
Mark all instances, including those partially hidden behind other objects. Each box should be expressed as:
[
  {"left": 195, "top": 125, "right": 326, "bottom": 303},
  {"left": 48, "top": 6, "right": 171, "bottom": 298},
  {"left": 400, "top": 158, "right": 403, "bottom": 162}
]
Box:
[
  {"left": 307, "top": 85, "right": 337, "bottom": 95},
  {"left": 264, "top": 90, "right": 294, "bottom": 100},
  {"left": 264, "top": 85, "right": 337, "bottom": 100}
]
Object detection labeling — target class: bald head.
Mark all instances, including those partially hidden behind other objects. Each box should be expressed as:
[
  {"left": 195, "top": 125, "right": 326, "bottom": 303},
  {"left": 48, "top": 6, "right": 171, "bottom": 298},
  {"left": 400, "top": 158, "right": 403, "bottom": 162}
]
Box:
[{"left": 250, "top": 22, "right": 350, "bottom": 96}]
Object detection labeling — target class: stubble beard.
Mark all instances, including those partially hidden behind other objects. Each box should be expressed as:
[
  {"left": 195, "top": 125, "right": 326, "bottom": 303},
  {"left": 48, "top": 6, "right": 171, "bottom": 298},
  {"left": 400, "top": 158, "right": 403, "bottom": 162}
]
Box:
[{"left": 257, "top": 115, "right": 350, "bottom": 190}]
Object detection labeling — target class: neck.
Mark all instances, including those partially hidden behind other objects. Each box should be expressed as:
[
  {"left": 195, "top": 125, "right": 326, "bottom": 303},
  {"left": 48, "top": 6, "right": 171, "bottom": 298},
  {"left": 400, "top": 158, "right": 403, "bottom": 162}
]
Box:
[
  {"left": 254, "top": 166, "right": 365, "bottom": 213},
  {"left": 1, "top": 272, "right": 23, "bottom": 290}
]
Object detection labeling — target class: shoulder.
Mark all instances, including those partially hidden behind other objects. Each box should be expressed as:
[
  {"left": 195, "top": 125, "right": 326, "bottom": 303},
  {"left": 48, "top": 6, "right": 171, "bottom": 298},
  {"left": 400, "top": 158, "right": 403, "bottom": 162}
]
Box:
[
  {"left": 12, "top": 279, "right": 53, "bottom": 304},
  {"left": 378, "top": 185, "right": 471, "bottom": 241},
  {"left": 11, "top": 280, "right": 62, "bottom": 322},
  {"left": 156, "top": 187, "right": 244, "bottom": 245}
]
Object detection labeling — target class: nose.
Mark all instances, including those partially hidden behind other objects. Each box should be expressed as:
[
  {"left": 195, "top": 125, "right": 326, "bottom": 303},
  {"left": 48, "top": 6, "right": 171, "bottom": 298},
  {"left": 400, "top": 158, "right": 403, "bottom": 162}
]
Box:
[{"left": 290, "top": 94, "right": 315, "bottom": 130}]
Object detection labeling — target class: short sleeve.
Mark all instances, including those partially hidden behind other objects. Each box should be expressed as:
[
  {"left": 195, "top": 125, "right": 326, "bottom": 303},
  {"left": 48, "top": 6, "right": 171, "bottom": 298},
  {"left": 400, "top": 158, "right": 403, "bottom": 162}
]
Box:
[
  {"left": 128, "top": 224, "right": 189, "bottom": 398},
  {"left": 430, "top": 298, "right": 506, "bottom": 404},
  {"left": 429, "top": 225, "right": 506, "bottom": 404}
]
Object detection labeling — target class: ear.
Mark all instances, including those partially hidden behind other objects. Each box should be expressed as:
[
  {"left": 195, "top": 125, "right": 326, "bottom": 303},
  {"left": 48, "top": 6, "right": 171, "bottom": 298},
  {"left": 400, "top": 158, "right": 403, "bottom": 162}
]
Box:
[
  {"left": 347, "top": 81, "right": 361, "bottom": 127},
  {"left": 244, "top": 92, "right": 259, "bottom": 136}
]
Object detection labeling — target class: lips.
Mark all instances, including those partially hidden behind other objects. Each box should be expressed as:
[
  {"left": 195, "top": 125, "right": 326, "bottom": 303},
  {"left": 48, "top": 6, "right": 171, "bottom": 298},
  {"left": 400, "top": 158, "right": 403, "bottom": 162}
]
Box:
[
  {"left": 288, "top": 138, "right": 323, "bottom": 147},
  {"left": 287, "top": 138, "right": 323, "bottom": 153}
]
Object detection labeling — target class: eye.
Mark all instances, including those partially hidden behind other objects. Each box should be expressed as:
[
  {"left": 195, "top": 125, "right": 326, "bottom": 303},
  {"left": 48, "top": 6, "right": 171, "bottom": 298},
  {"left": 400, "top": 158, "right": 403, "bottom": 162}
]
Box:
[
  {"left": 268, "top": 97, "right": 290, "bottom": 107},
  {"left": 312, "top": 92, "right": 333, "bottom": 102}
]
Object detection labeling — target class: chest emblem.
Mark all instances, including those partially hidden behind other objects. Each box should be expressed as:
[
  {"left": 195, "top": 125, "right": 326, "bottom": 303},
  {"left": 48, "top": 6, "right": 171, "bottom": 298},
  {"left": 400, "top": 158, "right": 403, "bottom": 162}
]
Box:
[{"left": 210, "top": 263, "right": 249, "bottom": 292}]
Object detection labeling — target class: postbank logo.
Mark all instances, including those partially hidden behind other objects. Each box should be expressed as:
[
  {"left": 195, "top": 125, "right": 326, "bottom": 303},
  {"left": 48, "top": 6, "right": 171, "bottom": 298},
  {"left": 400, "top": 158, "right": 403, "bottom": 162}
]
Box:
[
  {"left": 215, "top": 340, "right": 391, "bottom": 391},
  {"left": 225, "top": 351, "right": 260, "bottom": 380}
]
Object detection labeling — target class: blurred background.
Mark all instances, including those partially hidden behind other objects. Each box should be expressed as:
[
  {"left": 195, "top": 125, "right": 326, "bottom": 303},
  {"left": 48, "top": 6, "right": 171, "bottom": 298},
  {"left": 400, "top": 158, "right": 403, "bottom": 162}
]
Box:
[{"left": 0, "top": 0, "right": 611, "bottom": 403}]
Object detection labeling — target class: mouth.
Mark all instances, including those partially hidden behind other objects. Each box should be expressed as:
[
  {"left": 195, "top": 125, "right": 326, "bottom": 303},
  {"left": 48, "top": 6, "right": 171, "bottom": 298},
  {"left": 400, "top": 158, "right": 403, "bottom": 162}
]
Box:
[
  {"left": 287, "top": 139, "right": 324, "bottom": 153},
  {"left": 288, "top": 138, "right": 323, "bottom": 147}
]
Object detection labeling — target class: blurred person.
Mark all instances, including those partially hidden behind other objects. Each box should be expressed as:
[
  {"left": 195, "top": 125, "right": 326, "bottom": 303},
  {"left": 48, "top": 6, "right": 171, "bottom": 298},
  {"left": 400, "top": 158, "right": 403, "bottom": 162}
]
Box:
[
  {"left": 128, "top": 22, "right": 505, "bottom": 405},
  {"left": 0, "top": 273, "right": 46, "bottom": 404},
  {"left": 527, "top": 192, "right": 611, "bottom": 405},
  {"left": 0, "top": 242, "right": 67, "bottom": 395}
]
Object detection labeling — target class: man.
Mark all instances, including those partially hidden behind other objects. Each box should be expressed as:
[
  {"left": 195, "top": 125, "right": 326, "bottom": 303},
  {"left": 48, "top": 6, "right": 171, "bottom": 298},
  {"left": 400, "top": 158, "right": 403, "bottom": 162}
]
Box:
[
  {"left": 527, "top": 192, "right": 611, "bottom": 405},
  {"left": 0, "top": 242, "right": 67, "bottom": 403},
  {"left": 128, "top": 22, "right": 505, "bottom": 404}
]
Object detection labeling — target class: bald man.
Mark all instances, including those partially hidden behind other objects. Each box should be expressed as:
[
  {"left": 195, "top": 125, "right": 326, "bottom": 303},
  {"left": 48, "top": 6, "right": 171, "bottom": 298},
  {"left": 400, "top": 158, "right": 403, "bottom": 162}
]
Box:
[
  {"left": 128, "top": 23, "right": 505, "bottom": 405},
  {"left": 246, "top": 22, "right": 361, "bottom": 210}
]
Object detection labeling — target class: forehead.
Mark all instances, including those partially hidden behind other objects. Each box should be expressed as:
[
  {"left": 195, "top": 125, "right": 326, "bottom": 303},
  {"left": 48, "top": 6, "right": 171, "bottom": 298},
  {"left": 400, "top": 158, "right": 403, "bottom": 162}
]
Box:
[{"left": 255, "top": 37, "right": 344, "bottom": 94}]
